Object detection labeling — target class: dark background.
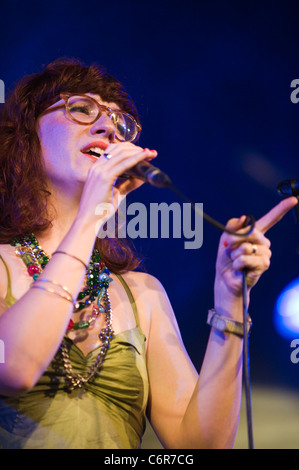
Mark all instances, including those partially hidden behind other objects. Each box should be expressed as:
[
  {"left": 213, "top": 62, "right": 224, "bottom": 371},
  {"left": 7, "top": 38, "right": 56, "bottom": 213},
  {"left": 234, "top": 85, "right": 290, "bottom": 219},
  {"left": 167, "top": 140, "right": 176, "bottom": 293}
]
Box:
[{"left": 1, "top": 0, "right": 299, "bottom": 394}]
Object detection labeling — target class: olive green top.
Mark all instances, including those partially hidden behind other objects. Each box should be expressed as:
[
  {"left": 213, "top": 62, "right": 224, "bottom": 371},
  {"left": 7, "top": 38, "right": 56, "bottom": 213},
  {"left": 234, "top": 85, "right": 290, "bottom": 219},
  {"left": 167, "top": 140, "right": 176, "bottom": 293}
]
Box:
[{"left": 0, "top": 256, "right": 149, "bottom": 449}]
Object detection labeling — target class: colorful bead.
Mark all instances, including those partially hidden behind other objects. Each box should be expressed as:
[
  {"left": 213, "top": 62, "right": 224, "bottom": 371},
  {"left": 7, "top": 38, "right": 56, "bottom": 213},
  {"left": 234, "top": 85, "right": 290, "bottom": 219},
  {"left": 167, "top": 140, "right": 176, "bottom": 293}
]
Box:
[
  {"left": 77, "top": 302, "right": 86, "bottom": 311},
  {"left": 28, "top": 264, "right": 40, "bottom": 276},
  {"left": 22, "top": 253, "right": 35, "bottom": 267},
  {"left": 73, "top": 321, "right": 90, "bottom": 330}
]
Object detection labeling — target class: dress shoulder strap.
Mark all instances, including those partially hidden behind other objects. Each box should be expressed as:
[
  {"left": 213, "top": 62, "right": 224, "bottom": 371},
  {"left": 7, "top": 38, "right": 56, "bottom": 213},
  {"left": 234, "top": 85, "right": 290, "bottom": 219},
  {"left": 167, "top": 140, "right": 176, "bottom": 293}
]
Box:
[
  {"left": 0, "top": 255, "right": 17, "bottom": 307},
  {"left": 115, "top": 273, "right": 141, "bottom": 330}
]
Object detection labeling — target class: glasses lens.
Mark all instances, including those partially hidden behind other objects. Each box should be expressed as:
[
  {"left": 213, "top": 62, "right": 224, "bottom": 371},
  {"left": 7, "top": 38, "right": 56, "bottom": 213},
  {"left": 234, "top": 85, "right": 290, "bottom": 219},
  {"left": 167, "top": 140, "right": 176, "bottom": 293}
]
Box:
[
  {"left": 67, "top": 96, "right": 98, "bottom": 123},
  {"left": 111, "top": 112, "right": 137, "bottom": 142}
]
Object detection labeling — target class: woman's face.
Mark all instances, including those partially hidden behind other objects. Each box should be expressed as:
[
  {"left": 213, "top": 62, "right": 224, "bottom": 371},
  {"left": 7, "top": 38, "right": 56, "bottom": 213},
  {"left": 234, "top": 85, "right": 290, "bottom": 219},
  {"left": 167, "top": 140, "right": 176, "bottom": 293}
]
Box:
[{"left": 37, "top": 93, "right": 120, "bottom": 191}]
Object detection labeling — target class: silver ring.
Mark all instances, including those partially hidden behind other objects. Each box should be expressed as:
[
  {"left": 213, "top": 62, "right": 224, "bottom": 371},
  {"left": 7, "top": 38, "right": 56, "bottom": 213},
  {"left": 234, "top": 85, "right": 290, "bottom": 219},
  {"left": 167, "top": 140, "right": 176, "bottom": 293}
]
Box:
[
  {"left": 252, "top": 244, "right": 257, "bottom": 255},
  {"left": 104, "top": 153, "right": 113, "bottom": 160}
]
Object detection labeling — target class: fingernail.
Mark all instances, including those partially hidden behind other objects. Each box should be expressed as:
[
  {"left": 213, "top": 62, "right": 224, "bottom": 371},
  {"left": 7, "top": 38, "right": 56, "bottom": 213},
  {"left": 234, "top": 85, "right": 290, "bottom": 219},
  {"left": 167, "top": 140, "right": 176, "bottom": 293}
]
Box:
[{"left": 224, "top": 240, "right": 228, "bottom": 247}]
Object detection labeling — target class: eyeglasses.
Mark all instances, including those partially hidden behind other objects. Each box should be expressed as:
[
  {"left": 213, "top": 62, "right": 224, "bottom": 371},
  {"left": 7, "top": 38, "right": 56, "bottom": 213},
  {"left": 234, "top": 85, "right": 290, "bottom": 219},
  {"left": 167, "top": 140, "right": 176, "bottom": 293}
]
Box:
[{"left": 40, "top": 93, "right": 142, "bottom": 143}]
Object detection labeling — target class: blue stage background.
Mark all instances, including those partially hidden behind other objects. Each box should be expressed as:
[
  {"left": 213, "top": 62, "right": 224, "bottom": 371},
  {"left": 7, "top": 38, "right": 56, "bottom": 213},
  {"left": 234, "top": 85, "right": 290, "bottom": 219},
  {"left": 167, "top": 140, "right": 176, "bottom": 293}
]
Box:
[{"left": 1, "top": 0, "right": 299, "bottom": 398}]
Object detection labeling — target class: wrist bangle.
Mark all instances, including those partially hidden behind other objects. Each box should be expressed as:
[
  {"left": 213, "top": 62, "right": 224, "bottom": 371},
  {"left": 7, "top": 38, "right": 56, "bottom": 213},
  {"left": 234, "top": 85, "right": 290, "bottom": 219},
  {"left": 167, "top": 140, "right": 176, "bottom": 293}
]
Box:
[
  {"left": 52, "top": 251, "right": 88, "bottom": 270},
  {"left": 207, "top": 308, "right": 252, "bottom": 337},
  {"left": 31, "top": 278, "right": 79, "bottom": 308}
]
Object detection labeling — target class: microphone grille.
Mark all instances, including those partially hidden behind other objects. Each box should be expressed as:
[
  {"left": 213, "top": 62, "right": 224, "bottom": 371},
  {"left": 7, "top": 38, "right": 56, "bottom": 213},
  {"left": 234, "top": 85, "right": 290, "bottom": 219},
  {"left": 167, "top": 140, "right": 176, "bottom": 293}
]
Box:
[{"left": 277, "top": 179, "right": 299, "bottom": 196}]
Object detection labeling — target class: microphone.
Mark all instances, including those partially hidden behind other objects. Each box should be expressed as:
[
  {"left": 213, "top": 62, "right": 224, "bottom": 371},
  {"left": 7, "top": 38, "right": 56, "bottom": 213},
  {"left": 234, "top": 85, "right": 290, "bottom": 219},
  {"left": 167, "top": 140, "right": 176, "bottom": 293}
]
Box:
[
  {"left": 120, "top": 160, "right": 172, "bottom": 188},
  {"left": 277, "top": 179, "right": 299, "bottom": 197},
  {"left": 277, "top": 179, "right": 299, "bottom": 224}
]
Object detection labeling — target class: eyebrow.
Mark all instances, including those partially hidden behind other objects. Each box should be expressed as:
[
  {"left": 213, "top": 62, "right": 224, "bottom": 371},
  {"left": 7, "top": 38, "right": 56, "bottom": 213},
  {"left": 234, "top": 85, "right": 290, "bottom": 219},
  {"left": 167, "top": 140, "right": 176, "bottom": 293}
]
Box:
[
  {"left": 39, "top": 102, "right": 65, "bottom": 117},
  {"left": 59, "top": 95, "right": 121, "bottom": 111},
  {"left": 40, "top": 96, "right": 124, "bottom": 118}
]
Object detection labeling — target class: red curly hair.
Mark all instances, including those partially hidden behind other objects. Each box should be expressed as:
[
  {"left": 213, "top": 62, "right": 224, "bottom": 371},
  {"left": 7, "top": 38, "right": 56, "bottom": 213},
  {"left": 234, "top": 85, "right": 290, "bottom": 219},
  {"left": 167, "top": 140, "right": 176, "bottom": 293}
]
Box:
[{"left": 0, "top": 58, "right": 142, "bottom": 273}]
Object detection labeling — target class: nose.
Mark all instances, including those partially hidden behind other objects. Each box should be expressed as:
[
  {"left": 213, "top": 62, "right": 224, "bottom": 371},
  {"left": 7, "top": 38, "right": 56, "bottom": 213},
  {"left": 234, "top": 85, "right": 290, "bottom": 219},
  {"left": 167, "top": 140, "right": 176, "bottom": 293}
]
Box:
[{"left": 90, "top": 113, "right": 116, "bottom": 143}]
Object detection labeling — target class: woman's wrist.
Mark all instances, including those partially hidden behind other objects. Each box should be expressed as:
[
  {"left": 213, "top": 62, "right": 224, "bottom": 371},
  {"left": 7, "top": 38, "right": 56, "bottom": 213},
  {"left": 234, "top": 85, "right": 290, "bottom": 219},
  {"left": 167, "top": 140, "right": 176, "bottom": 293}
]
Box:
[
  {"left": 214, "top": 276, "right": 250, "bottom": 322},
  {"left": 207, "top": 308, "right": 252, "bottom": 337},
  {"left": 52, "top": 213, "right": 98, "bottom": 269}
]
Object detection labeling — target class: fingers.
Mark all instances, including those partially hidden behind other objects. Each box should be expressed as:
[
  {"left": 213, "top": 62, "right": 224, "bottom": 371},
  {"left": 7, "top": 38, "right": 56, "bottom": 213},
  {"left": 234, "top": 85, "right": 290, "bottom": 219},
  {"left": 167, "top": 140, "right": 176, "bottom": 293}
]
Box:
[
  {"left": 231, "top": 253, "right": 271, "bottom": 274},
  {"left": 222, "top": 196, "right": 298, "bottom": 251},
  {"left": 229, "top": 242, "right": 272, "bottom": 272},
  {"left": 92, "top": 143, "right": 158, "bottom": 182},
  {"left": 219, "top": 214, "right": 272, "bottom": 284},
  {"left": 222, "top": 219, "right": 271, "bottom": 252},
  {"left": 230, "top": 242, "right": 264, "bottom": 260},
  {"left": 85, "top": 143, "right": 158, "bottom": 194},
  {"left": 255, "top": 196, "right": 298, "bottom": 234},
  {"left": 115, "top": 174, "right": 145, "bottom": 195},
  {"left": 216, "top": 197, "right": 298, "bottom": 294},
  {"left": 106, "top": 142, "right": 157, "bottom": 161}
]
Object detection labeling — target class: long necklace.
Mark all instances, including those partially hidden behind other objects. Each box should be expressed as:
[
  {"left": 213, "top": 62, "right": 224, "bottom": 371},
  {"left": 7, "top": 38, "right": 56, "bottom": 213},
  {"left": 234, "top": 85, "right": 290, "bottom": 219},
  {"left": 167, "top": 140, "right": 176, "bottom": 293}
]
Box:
[{"left": 11, "top": 234, "right": 114, "bottom": 390}]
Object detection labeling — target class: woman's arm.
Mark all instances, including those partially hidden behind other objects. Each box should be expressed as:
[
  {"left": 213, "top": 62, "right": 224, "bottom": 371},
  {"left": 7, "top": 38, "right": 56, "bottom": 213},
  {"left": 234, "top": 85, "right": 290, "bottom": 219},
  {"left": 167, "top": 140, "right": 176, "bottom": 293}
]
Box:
[
  {"left": 0, "top": 217, "right": 97, "bottom": 396},
  {"left": 146, "top": 197, "right": 298, "bottom": 449},
  {"left": 0, "top": 145, "right": 156, "bottom": 396},
  {"left": 145, "top": 274, "right": 243, "bottom": 449}
]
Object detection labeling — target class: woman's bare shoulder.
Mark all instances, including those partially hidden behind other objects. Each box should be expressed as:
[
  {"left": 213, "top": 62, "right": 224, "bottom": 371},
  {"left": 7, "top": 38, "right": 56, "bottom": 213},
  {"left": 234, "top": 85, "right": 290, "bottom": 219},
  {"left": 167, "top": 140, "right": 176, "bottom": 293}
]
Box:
[
  {"left": 118, "top": 271, "right": 172, "bottom": 338},
  {"left": 0, "top": 244, "right": 11, "bottom": 314},
  {"left": 119, "top": 270, "right": 167, "bottom": 296},
  {"left": 119, "top": 270, "right": 173, "bottom": 316}
]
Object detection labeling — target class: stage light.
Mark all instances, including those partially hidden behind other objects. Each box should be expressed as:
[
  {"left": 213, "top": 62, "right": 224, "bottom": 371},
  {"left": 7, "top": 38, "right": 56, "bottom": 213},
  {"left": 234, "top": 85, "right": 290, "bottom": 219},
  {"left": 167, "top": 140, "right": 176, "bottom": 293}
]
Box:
[{"left": 274, "top": 278, "right": 299, "bottom": 339}]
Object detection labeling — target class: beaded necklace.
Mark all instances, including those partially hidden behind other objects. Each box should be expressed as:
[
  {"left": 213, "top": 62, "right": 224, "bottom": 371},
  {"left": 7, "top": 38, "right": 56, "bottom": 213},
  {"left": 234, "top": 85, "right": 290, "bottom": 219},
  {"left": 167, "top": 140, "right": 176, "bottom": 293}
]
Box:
[{"left": 10, "top": 234, "right": 114, "bottom": 390}]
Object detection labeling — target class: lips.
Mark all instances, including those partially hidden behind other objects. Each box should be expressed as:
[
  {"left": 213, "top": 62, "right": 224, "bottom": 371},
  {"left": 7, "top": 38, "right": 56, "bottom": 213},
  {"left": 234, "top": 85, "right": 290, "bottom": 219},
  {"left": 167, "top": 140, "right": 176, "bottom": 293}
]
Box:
[{"left": 80, "top": 141, "right": 109, "bottom": 159}]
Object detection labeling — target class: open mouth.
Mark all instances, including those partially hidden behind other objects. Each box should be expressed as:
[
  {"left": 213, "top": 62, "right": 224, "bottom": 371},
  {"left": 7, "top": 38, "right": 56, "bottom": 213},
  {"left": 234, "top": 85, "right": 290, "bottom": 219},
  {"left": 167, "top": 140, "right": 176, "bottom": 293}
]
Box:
[
  {"left": 82, "top": 147, "right": 106, "bottom": 158},
  {"left": 81, "top": 141, "right": 109, "bottom": 160}
]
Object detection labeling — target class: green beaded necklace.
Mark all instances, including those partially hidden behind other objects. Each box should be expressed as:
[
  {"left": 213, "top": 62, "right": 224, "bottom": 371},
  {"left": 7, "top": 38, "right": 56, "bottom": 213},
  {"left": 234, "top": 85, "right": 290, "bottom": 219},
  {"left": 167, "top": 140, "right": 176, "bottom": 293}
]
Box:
[
  {"left": 11, "top": 234, "right": 114, "bottom": 390},
  {"left": 11, "top": 234, "right": 113, "bottom": 330}
]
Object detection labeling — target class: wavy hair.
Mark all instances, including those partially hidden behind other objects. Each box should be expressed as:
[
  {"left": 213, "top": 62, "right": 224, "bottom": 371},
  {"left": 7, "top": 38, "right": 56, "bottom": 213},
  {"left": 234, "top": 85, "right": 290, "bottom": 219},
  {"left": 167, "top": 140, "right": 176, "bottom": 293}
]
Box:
[{"left": 0, "top": 58, "right": 142, "bottom": 273}]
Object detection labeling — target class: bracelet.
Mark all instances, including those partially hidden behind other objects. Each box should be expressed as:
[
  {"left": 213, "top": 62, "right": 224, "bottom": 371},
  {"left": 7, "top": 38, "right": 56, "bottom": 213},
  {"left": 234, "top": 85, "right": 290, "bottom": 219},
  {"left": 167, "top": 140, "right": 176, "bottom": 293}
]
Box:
[
  {"left": 207, "top": 308, "right": 252, "bottom": 337},
  {"left": 51, "top": 251, "right": 88, "bottom": 270},
  {"left": 31, "top": 278, "right": 79, "bottom": 308}
]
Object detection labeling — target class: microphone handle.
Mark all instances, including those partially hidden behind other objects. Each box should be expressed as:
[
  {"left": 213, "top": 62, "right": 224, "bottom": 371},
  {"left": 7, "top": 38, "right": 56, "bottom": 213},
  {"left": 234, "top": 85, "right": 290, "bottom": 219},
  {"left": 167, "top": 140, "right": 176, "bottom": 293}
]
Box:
[{"left": 122, "top": 161, "right": 172, "bottom": 188}]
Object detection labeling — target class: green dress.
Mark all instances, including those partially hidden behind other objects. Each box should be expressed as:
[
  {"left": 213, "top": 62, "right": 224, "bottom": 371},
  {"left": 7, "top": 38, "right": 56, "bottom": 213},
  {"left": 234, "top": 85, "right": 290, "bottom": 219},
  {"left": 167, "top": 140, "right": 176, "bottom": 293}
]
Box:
[{"left": 0, "top": 256, "right": 149, "bottom": 449}]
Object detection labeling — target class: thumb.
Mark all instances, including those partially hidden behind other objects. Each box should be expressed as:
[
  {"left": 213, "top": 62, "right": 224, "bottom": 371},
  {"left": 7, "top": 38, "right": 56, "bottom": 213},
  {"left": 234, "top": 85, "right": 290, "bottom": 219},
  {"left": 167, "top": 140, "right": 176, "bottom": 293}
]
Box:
[{"left": 225, "top": 215, "right": 248, "bottom": 231}]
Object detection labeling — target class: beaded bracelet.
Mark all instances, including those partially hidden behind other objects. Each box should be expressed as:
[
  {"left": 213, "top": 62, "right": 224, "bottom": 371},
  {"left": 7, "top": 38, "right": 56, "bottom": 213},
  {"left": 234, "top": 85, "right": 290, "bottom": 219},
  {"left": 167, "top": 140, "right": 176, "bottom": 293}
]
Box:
[
  {"left": 31, "top": 278, "right": 78, "bottom": 308},
  {"left": 51, "top": 251, "right": 88, "bottom": 270}
]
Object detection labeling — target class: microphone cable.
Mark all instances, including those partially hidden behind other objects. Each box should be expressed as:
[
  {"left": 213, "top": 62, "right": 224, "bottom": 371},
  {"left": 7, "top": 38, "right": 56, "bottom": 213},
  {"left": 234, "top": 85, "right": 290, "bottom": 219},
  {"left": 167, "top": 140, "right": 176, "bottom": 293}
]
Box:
[
  {"left": 242, "top": 271, "right": 254, "bottom": 449},
  {"left": 150, "top": 171, "right": 255, "bottom": 449}
]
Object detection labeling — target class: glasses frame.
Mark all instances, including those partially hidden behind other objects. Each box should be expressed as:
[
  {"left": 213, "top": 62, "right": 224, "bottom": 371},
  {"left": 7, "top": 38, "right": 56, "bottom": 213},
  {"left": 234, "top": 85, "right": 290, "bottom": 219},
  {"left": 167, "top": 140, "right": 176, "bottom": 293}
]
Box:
[{"left": 40, "top": 93, "right": 142, "bottom": 142}]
